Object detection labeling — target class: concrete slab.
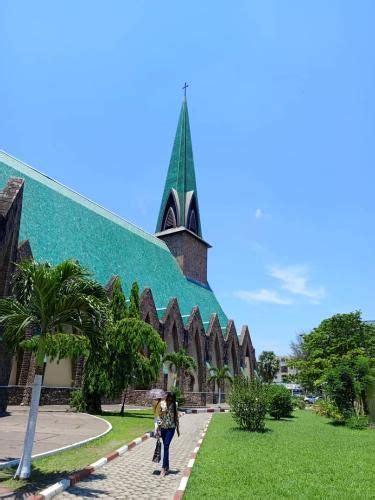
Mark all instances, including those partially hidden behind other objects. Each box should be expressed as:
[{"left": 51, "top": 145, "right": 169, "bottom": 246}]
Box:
[{"left": 0, "top": 411, "right": 109, "bottom": 463}]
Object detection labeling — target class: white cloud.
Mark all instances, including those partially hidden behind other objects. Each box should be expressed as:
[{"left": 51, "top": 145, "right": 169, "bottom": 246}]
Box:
[
  {"left": 255, "top": 208, "right": 263, "bottom": 219},
  {"left": 269, "top": 265, "right": 325, "bottom": 303},
  {"left": 234, "top": 289, "right": 293, "bottom": 305}
]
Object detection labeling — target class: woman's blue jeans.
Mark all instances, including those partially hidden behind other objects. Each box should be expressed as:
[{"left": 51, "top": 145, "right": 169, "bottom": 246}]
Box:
[{"left": 160, "top": 428, "right": 175, "bottom": 469}]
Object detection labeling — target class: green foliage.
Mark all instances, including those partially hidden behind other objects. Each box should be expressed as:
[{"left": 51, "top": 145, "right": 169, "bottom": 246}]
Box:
[
  {"left": 163, "top": 349, "right": 196, "bottom": 389},
  {"left": 258, "top": 351, "right": 280, "bottom": 383},
  {"left": 207, "top": 366, "right": 233, "bottom": 386},
  {"left": 110, "top": 276, "right": 127, "bottom": 321},
  {"left": 170, "top": 386, "right": 185, "bottom": 407},
  {"left": 267, "top": 385, "right": 294, "bottom": 419},
  {"left": 69, "top": 390, "right": 87, "bottom": 413},
  {"left": 324, "top": 362, "right": 357, "bottom": 418},
  {"left": 346, "top": 415, "right": 369, "bottom": 430},
  {"left": 128, "top": 281, "right": 140, "bottom": 319},
  {"left": 312, "top": 399, "right": 342, "bottom": 420},
  {"left": 229, "top": 377, "right": 268, "bottom": 432},
  {"left": 21, "top": 333, "right": 90, "bottom": 361},
  {"left": 291, "top": 396, "right": 306, "bottom": 410},
  {"left": 0, "top": 259, "right": 108, "bottom": 368}
]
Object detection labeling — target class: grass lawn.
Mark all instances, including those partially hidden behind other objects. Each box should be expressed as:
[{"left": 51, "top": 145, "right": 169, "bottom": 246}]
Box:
[
  {"left": 0, "top": 409, "right": 153, "bottom": 495},
  {"left": 185, "top": 410, "right": 375, "bottom": 499}
]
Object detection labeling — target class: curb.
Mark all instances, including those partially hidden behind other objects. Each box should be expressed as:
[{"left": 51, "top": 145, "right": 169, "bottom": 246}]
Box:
[
  {"left": 29, "top": 411, "right": 186, "bottom": 500},
  {"left": 28, "top": 431, "right": 154, "bottom": 500},
  {"left": 173, "top": 414, "right": 213, "bottom": 499},
  {"left": 0, "top": 414, "right": 112, "bottom": 470},
  {"left": 183, "top": 408, "right": 229, "bottom": 414}
]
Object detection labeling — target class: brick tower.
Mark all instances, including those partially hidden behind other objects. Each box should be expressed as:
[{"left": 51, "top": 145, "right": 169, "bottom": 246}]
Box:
[{"left": 155, "top": 95, "right": 211, "bottom": 286}]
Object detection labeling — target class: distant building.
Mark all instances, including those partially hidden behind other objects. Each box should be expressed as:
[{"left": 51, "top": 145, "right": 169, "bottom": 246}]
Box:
[{"left": 273, "top": 356, "right": 301, "bottom": 393}]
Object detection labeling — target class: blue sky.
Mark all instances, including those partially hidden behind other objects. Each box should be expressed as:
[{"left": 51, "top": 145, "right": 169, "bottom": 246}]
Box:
[{"left": 1, "top": 1, "right": 374, "bottom": 355}]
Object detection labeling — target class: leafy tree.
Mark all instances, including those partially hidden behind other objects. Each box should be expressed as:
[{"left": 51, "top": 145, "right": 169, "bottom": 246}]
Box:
[
  {"left": 291, "top": 312, "right": 375, "bottom": 395},
  {"left": 163, "top": 349, "right": 196, "bottom": 388},
  {"left": 208, "top": 366, "right": 233, "bottom": 405},
  {"left": 128, "top": 281, "right": 140, "bottom": 319},
  {"left": 324, "top": 362, "right": 357, "bottom": 418},
  {"left": 110, "top": 276, "right": 127, "bottom": 321},
  {"left": 0, "top": 260, "right": 107, "bottom": 479},
  {"left": 107, "top": 318, "right": 165, "bottom": 412},
  {"left": 258, "top": 351, "right": 280, "bottom": 383}
]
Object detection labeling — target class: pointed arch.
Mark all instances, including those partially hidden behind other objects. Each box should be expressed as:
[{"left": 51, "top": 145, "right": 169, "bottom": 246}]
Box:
[
  {"left": 161, "top": 298, "right": 184, "bottom": 353},
  {"left": 240, "top": 325, "right": 254, "bottom": 379},
  {"left": 224, "top": 321, "right": 240, "bottom": 377},
  {"left": 140, "top": 288, "right": 161, "bottom": 332},
  {"left": 161, "top": 190, "right": 180, "bottom": 231},
  {"left": 185, "top": 191, "right": 200, "bottom": 236},
  {"left": 206, "top": 314, "right": 224, "bottom": 369},
  {"left": 185, "top": 307, "right": 206, "bottom": 392}
]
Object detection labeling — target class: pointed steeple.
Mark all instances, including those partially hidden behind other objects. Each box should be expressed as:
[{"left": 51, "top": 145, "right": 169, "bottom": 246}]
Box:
[{"left": 156, "top": 96, "right": 202, "bottom": 238}]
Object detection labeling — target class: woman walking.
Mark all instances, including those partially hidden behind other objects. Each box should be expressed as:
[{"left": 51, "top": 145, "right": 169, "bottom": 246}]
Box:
[{"left": 159, "top": 392, "right": 180, "bottom": 477}]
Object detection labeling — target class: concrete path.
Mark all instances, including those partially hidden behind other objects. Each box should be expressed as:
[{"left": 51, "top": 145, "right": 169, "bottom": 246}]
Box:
[
  {"left": 0, "top": 411, "right": 109, "bottom": 463},
  {"left": 56, "top": 413, "right": 211, "bottom": 499}
]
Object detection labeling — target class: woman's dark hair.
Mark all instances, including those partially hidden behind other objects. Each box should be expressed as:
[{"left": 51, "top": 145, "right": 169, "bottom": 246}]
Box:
[{"left": 166, "top": 392, "right": 178, "bottom": 424}]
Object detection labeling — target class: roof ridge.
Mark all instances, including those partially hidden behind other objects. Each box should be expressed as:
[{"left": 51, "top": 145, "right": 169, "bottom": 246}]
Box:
[{"left": 0, "top": 150, "right": 168, "bottom": 250}]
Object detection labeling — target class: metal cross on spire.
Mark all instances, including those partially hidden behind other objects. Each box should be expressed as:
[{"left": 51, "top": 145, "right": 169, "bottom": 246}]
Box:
[{"left": 182, "top": 82, "right": 189, "bottom": 97}]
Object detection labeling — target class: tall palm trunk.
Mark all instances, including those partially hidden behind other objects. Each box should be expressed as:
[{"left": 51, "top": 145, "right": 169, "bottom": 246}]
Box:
[
  {"left": 14, "top": 365, "right": 43, "bottom": 479},
  {"left": 218, "top": 384, "right": 221, "bottom": 406}
]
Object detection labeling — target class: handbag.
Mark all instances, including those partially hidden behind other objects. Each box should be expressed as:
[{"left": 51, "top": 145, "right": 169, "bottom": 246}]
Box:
[{"left": 152, "top": 437, "right": 162, "bottom": 463}]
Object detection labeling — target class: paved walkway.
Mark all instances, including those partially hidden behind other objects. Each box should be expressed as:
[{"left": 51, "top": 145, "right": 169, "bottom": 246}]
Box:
[
  {"left": 0, "top": 411, "right": 109, "bottom": 463},
  {"left": 57, "top": 413, "right": 211, "bottom": 499}
]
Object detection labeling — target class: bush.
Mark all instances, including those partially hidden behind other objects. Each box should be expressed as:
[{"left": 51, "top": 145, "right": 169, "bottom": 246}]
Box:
[
  {"left": 268, "top": 385, "right": 294, "bottom": 419},
  {"left": 346, "top": 415, "right": 369, "bottom": 430},
  {"left": 312, "top": 399, "right": 342, "bottom": 420},
  {"left": 292, "top": 396, "right": 306, "bottom": 409},
  {"left": 229, "top": 377, "right": 268, "bottom": 432},
  {"left": 69, "top": 389, "right": 87, "bottom": 413}
]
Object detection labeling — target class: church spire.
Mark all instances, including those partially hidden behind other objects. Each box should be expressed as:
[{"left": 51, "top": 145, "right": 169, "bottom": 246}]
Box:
[{"left": 156, "top": 93, "right": 202, "bottom": 238}]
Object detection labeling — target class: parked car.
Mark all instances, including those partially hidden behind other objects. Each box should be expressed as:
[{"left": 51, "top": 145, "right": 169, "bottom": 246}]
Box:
[{"left": 304, "top": 395, "right": 320, "bottom": 404}]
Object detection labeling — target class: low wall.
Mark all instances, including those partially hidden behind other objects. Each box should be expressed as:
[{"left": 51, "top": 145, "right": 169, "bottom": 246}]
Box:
[{"left": 6, "top": 386, "right": 74, "bottom": 405}]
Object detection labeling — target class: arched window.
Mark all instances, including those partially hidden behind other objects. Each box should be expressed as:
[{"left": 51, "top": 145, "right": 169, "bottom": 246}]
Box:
[
  {"left": 162, "top": 192, "right": 178, "bottom": 231},
  {"left": 186, "top": 193, "right": 199, "bottom": 235}
]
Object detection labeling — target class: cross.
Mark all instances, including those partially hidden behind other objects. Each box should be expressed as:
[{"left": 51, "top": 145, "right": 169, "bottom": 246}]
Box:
[{"left": 182, "top": 82, "right": 189, "bottom": 97}]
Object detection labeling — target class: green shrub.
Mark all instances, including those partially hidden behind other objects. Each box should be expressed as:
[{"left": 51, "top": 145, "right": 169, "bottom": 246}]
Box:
[
  {"left": 170, "top": 386, "right": 185, "bottom": 407},
  {"left": 69, "top": 389, "right": 87, "bottom": 413},
  {"left": 346, "top": 415, "right": 369, "bottom": 430},
  {"left": 229, "top": 377, "right": 268, "bottom": 432},
  {"left": 292, "top": 397, "right": 306, "bottom": 410},
  {"left": 268, "top": 385, "right": 294, "bottom": 419},
  {"left": 312, "top": 399, "right": 342, "bottom": 420}
]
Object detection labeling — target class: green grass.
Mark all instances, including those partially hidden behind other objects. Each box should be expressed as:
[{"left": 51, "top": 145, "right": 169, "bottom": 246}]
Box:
[
  {"left": 0, "top": 410, "right": 153, "bottom": 495},
  {"left": 185, "top": 410, "right": 375, "bottom": 499}
]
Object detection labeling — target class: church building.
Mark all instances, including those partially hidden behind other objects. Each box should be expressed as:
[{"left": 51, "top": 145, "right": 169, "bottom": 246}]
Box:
[{"left": 0, "top": 96, "right": 255, "bottom": 411}]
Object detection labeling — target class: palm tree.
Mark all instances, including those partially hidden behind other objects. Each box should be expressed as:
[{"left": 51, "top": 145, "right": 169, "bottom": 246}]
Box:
[
  {"left": 208, "top": 366, "right": 233, "bottom": 405},
  {"left": 258, "top": 351, "right": 280, "bottom": 383},
  {"left": 0, "top": 259, "right": 107, "bottom": 479},
  {"left": 163, "top": 349, "right": 196, "bottom": 388}
]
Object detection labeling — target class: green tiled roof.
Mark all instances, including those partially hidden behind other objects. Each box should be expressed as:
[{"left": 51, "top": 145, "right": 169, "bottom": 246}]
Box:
[
  {"left": 156, "top": 97, "right": 202, "bottom": 237},
  {"left": 0, "top": 151, "right": 228, "bottom": 328}
]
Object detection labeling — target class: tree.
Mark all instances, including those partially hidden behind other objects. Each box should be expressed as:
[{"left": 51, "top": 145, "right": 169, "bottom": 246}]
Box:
[
  {"left": 128, "top": 281, "right": 140, "bottom": 319},
  {"left": 107, "top": 318, "right": 166, "bottom": 413},
  {"left": 291, "top": 312, "right": 375, "bottom": 395},
  {"left": 208, "top": 366, "right": 233, "bottom": 405},
  {"left": 0, "top": 260, "right": 107, "bottom": 479},
  {"left": 163, "top": 349, "right": 196, "bottom": 388},
  {"left": 258, "top": 351, "right": 280, "bottom": 383},
  {"left": 110, "top": 276, "right": 127, "bottom": 321}
]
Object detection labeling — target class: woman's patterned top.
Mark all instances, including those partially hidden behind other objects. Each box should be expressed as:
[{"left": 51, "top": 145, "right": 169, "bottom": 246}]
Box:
[{"left": 159, "top": 405, "right": 177, "bottom": 429}]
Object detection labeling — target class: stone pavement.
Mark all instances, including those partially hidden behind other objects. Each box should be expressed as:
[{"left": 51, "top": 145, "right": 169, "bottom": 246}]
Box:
[
  {"left": 0, "top": 411, "right": 109, "bottom": 463},
  {"left": 56, "top": 413, "right": 211, "bottom": 499}
]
